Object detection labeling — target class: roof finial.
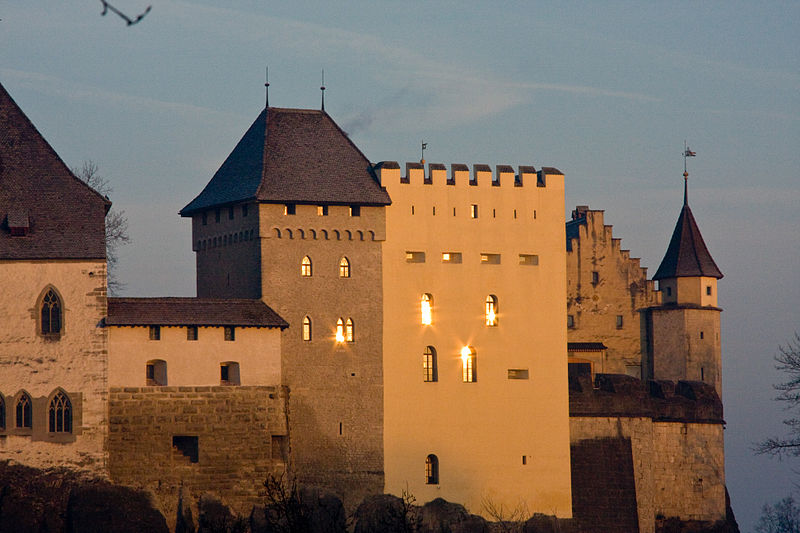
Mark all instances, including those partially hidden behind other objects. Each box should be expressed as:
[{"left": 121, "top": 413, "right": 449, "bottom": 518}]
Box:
[
  {"left": 320, "top": 69, "right": 326, "bottom": 111},
  {"left": 420, "top": 140, "right": 427, "bottom": 165},
  {"left": 683, "top": 140, "right": 696, "bottom": 205},
  {"left": 265, "top": 66, "right": 270, "bottom": 109}
]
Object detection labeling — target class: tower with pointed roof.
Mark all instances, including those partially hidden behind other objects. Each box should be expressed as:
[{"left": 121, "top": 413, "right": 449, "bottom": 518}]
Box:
[{"left": 643, "top": 172, "right": 723, "bottom": 396}]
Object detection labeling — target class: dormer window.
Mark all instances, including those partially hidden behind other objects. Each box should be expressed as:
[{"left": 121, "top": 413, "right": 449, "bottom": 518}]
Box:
[{"left": 7, "top": 208, "right": 29, "bottom": 236}]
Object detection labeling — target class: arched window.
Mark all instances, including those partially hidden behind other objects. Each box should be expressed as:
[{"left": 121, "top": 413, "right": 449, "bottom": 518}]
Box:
[
  {"left": 301, "top": 256, "right": 312, "bottom": 277},
  {"left": 220, "top": 362, "right": 241, "bottom": 385},
  {"left": 425, "top": 454, "right": 439, "bottom": 485},
  {"left": 49, "top": 390, "right": 72, "bottom": 433},
  {"left": 40, "top": 288, "right": 62, "bottom": 336},
  {"left": 461, "top": 346, "right": 477, "bottom": 383},
  {"left": 16, "top": 392, "right": 32, "bottom": 429},
  {"left": 303, "top": 316, "right": 312, "bottom": 341},
  {"left": 146, "top": 359, "right": 167, "bottom": 386},
  {"left": 339, "top": 257, "right": 351, "bottom": 278},
  {"left": 345, "top": 318, "right": 354, "bottom": 342},
  {"left": 485, "top": 295, "right": 498, "bottom": 326},
  {"left": 0, "top": 394, "right": 5, "bottom": 430},
  {"left": 336, "top": 318, "right": 345, "bottom": 343},
  {"left": 423, "top": 346, "right": 438, "bottom": 382},
  {"left": 421, "top": 293, "right": 433, "bottom": 325}
]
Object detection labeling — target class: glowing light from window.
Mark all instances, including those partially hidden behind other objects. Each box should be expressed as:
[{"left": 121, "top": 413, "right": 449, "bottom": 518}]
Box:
[
  {"left": 336, "top": 318, "right": 345, "bottom": 343},
  {"left": 485, "top": 295, "right": 498, "bottom": 326},
  {"left": 460, "top": 346, "right": 472, "bottom": 360},
  {"left": 421, "top": 294, "right": 432, "bottom": 325}
]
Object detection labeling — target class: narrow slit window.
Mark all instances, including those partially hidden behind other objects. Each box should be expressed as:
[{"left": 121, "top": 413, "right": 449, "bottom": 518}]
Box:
[
  {"left": 303, "top": 316, "right": 312, "bottom": 341},
  {"left": 470, "top": 204, "right": 478, "bottom": 218},
  {"left": 421, "top": 293, "right": 433, "bottom": 325},
  {"left": 616, "top": 315, "right": 623, "bottom": 329},
  {"left": 426, "top": 454, "right": 439, "bottom": 484}
]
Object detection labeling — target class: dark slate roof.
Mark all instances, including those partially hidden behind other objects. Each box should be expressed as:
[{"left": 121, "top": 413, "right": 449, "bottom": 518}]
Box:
[
  {"left": 107, "top": 297, "right": 288, "bottom": 328},
  {"left": 428, "top": 163, "right": 446, "bottom": 171},
  {"left": 180, "top": 107, "right": 391, "bottom": 216},
  {"left": 518, "top": 166, "right": 536, "bottom": 174},
  {"left": 568, "top": 342, "right": 608, "bottom": 351},
  {"left": 0, "top": 82, "right": 110, "bottom": 259},
  {"left": 540, "top": 166, "right": 564, "bottom": 175},
  {"left": 451, "top": 163, "right": 469, "bottom": 172},
  {"left": 653, "top": 203, "right": 722, "bottom": 280},
  {"left": 496, "top": 165, "right": 514, "bottom": 173}
]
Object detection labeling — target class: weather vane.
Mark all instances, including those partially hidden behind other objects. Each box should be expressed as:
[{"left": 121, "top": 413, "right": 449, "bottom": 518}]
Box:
[
  {"left": 265, "top": 66, "right": 270, "bottom": 109},
  {"left": 683, "top": 140, "right": 697, "bottom": 204},
  {"left": 421, "top": 140, "right": 427, "bottom": 164},
  {"left": 320, "top": 70, "right": 326, "bottom": 111}
]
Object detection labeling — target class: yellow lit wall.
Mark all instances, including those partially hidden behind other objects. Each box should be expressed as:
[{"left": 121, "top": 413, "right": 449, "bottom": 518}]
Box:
[
  {"left": 108, "top": 325, "right": 281, "bottom": 387},
  {"left": 379, "top": 164, "right": 573, "bottom": 517}
]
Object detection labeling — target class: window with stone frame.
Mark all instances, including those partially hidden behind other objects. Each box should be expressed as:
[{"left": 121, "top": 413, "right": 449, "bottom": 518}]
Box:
[
  {"left": 425, "top": 454, "right": 439, "bottom": 484},
  {"left": 16, "top": 393, "right": 32, "bottom": 429},
  {"left": 48, "top": 390, "right": 72, "bottom": 433},
  {"left": 40, "top": 288, "right": 62, "bottom": 337}
]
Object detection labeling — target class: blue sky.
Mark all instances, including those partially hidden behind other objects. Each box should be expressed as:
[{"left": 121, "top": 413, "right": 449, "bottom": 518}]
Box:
[{"left": 2, "top": 1, "right": 798, "bottom": 529}]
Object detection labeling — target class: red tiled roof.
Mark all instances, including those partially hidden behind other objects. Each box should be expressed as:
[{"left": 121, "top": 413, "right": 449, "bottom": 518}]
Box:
[
  {"left": 180, "top": 107, "right": 390, "bottom": 215},
  {"left": 107, "top": 297, "right": 288, "bottom": 328},
  {"left": 0, "top": 82, "right": 110, "bottom": 259},
  {"left": 653, "top": 203, "right": 722, "bottom": 280}
]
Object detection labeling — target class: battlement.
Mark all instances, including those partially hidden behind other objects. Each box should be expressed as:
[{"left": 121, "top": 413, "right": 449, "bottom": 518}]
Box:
[
  {"left": 569, "top": 373, "right": 723, "bottom": 423},
  {"left": 374, "top": 161, "right": 563, "bottom": 189}
]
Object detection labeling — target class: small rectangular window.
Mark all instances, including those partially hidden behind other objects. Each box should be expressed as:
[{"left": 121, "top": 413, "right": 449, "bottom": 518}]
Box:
[
  {"left": 519, "top": 254, "right": 538, "bottom": 266},
  {"left": 149, "top": 325, "right": 161, "bottom": 341},
  {"left": 242, "top": 204, "right": 248, "bottom": 217},
  {"left": 441, "top": 252, "right": 462, "bottom": 263},
  {"left": 533, "top": 210, "right": 537, "bottom": 219},
  {"left": 220, "top": 365, "right": 229, "bottom": 382},
  {"left": 405, "top": 251, "right": 425, "bottom": 263},
  {"left": 666, "top": 287, "right": 672, "bottom": 296},
  {"left": 616, "top": 315, "right": 624, "bottom": 329},
  {"left": 284, "top": 204, "right": 296, "bottom": 215},
  {"left": 228, "top": 206, "right": 234, "bottom": 220},
  {"left": 470, "top": 204, "right": 478, "bottom": 218},
  {"left": 513, "top": 209, "right": 517, "bottom": 219},
  {"left": 522, "top": 455, "right": 527, "bottom": 465},
  {"left": 480, "top": 253, "right": 500, "bottom": 264},
  {"left": 318, "top": 205, "right": 328, "bottom": 216},
  {"left": 187, "top": 326, "right": 198, "bottom": 341},
  {"left": 592, "top": 271, "right": 600, "bottom": 284},
  {"left": 146, "top": 364, "right": 155, "bottom": 381},
  {"left": 224, "top": 326, "right": 235, "bottom": 341},
  {"left": 349, "top": 205, "right": 361, "bottom": 217},
  {"left": 432, "top": 206, "right": 436, "bottom": 216},
  {"left": 172, "top": 436, "right": 199, "bottom": 463},
  {"left": 567, "top": 315, "right": 575, "bottom": 328},
  {"left": 700, "top": 331, "right": 704, "bottom": 339},
  {"left": 215, "top": 209, "right": 221, "bottom": 223},
  {"left": 706, "top": 286, "right": 712, "bottom": 296},
  {"left": 508, "top": 369, "right": 529, "bottom": 380}
]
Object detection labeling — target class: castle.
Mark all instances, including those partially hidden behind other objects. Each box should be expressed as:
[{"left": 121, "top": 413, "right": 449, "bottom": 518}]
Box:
[{"left": 0, "top": 81, "right": 729, "bottom": 532}]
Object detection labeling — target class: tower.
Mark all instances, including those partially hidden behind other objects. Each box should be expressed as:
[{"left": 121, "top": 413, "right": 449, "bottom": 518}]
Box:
[{"left": 643, "top": 171, "right": 723, "bottom": 395}]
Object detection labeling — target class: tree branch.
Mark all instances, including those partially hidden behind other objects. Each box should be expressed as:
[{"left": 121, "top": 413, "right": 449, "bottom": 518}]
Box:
[{"left": 99, "top": 0, "right": 151, "bottom": 26}]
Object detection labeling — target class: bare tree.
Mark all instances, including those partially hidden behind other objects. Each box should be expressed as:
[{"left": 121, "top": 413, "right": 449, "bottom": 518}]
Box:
[
  {"left": 757, "top": 334, "right": 800, "bottom": 457},
  {"left": 73, "top": 161, "right": 130, "bottom": 295},
  {"left": 755, "top": 496, "right": 800, "bottom": 533},
  {"left": 99, "top": 0, "right": 152, "bottom": 26}
]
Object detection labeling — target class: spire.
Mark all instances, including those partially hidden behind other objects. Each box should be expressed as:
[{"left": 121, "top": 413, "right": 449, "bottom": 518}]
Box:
[{"left": 320, "top": 69, "right": 326, "bottom": 111}]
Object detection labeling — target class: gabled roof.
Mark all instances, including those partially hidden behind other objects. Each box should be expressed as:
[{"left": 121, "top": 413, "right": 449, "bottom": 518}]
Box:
[
  {"left": 180, "top": 107, "right": 390, "bottom": 216},
  {"left": 107, "top": 297, "right": 288, "bottom": 328},
  {"left": 0, "top": 82, "right": 110, "bottom": 260},
  {"left": 653, "top": 202, "right": 722, "bottom": 280}
]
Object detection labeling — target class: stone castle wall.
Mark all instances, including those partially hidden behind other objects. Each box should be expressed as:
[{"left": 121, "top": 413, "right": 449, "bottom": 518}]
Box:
[
  {"left": 108, "top": 385, "right": 288, "bottom": 523},
  {"left": 570, "top": 374, "right": 725, "bottom": 533}
]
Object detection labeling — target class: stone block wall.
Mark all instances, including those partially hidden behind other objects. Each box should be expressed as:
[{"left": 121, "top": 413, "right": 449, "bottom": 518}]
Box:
[{"left": 108, "top": 385, "right": 288, "bottom": 522}]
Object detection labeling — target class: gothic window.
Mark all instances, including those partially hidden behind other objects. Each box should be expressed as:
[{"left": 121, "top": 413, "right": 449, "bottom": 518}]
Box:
[
  {"left": 0, "top": 394, "right": 5, "bottom": 430},
  {"left": 339, "top": 257, "right": 351, "bottom": 278},
  {"left": 421, "top": 293, "right": 433, "bottom": 325},
  {"left": 303, "top": 316, "right": 312, "bottom": 341},
  {"left": 301, "top": 256, "right": 312, "bottom": 277},
  {"left": 461, "top": 347, "right": 476, "bottom": 383},
  {"left": 40, "top": 288, "right": 62, "bottom": 337},
  {"left": 485, "top": 295, "right": 498, "bottom": 326},
  {"left": 146, "top": 360, "right": 167, "bottom": 386},
  {"left": 345, "top": 318, "right": 354, "bottom": 342},
  {"left": 423, "top": 346, "right": 438, "bottom": 382},
  {"left": 425, "top": 454, "right": 439, "bottom": 484},
  {"left": 16, "top": 393, "right": 32, "bottom": 429},
  {"left": 48, "top": 390, "right": 72, "bottom": 433},
  {"left": 336, "top": 318, "right": 345, "bottom": 343}
]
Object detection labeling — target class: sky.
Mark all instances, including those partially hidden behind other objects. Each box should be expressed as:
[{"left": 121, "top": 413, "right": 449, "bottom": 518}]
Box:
[{"left": 2, "top": 1, "right": 799, "bottom": 529}]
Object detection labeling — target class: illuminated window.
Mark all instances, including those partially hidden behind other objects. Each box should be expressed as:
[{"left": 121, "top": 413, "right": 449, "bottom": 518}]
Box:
[
  {"left": 302, "top": 316, "right": 312, "bottom": 341},
  {"left": 470, "top": 204, "right": 478, "bottom": 218},
  {"left": 349, "top": 205, "right": 361, "bottom": 217},
  {"left": 301, "top": 256, "right": 312, "bottom": 277},
  {"left": 318, "top": 205, "right": 328, "bottom": 216},
  {"left": 48, "top": 391, "right": 72, "bottom": 433},
  {"left": 220, "top": 362, "right": 240, "bottom": 385},
  {"left": 146, "top": 359, "right": 167, "bottom": 386},
  {"left": 423, "top": 346, "right": 438, "bottom": 382},
  {"left": 339, "top": 257, "right": 350, "bottom": 278},
  {"left": 345, "top": 318, "right": 354, "bottom": 342},
  {"left": 461, "top": 346, "right": 476, "bottom": 382},
  {"left": 284, "top": 204, "right": 296, "bottom": 215},
  {"left": 40, "top": 288, "right": 62, "bottom": 337},
  {"left": 421, "top": 293, "right": 433, "bottom": 325},
  {"left": 485, "top": 295, "right": 498, "bottom": 326},
  {"left": 16, "top": 393, "right": 32, "bottom": 429},
  {"left": 336, "top": 318, "right": 345, "bottom": 343},
  {"left": 425, "top": 454, "right": 439, "bottom": 484}
]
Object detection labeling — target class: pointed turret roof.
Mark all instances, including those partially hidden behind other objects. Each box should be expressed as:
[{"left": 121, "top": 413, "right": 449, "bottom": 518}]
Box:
[
  {"left": 653, "top": 179, "right": 722, "bottom": 280},
  {"left": 180, "top": 107, "right": 390, "bottom": 216},
  {"left": 0, "top": 82, "right": 110, "bottom": 260}
]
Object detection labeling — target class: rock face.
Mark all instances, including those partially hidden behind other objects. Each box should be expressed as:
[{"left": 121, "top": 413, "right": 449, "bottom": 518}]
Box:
[{"left": 0, "top": 461, "right": 167, "bottom": 533}]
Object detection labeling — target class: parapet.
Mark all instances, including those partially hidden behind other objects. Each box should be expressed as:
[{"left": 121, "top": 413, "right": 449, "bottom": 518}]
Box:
[
  {"left": 374, "top": 162, "right": 563, "bottom": 189},
  {"left": 569, "top": 373, "right": 723, "bottom": 423}
]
